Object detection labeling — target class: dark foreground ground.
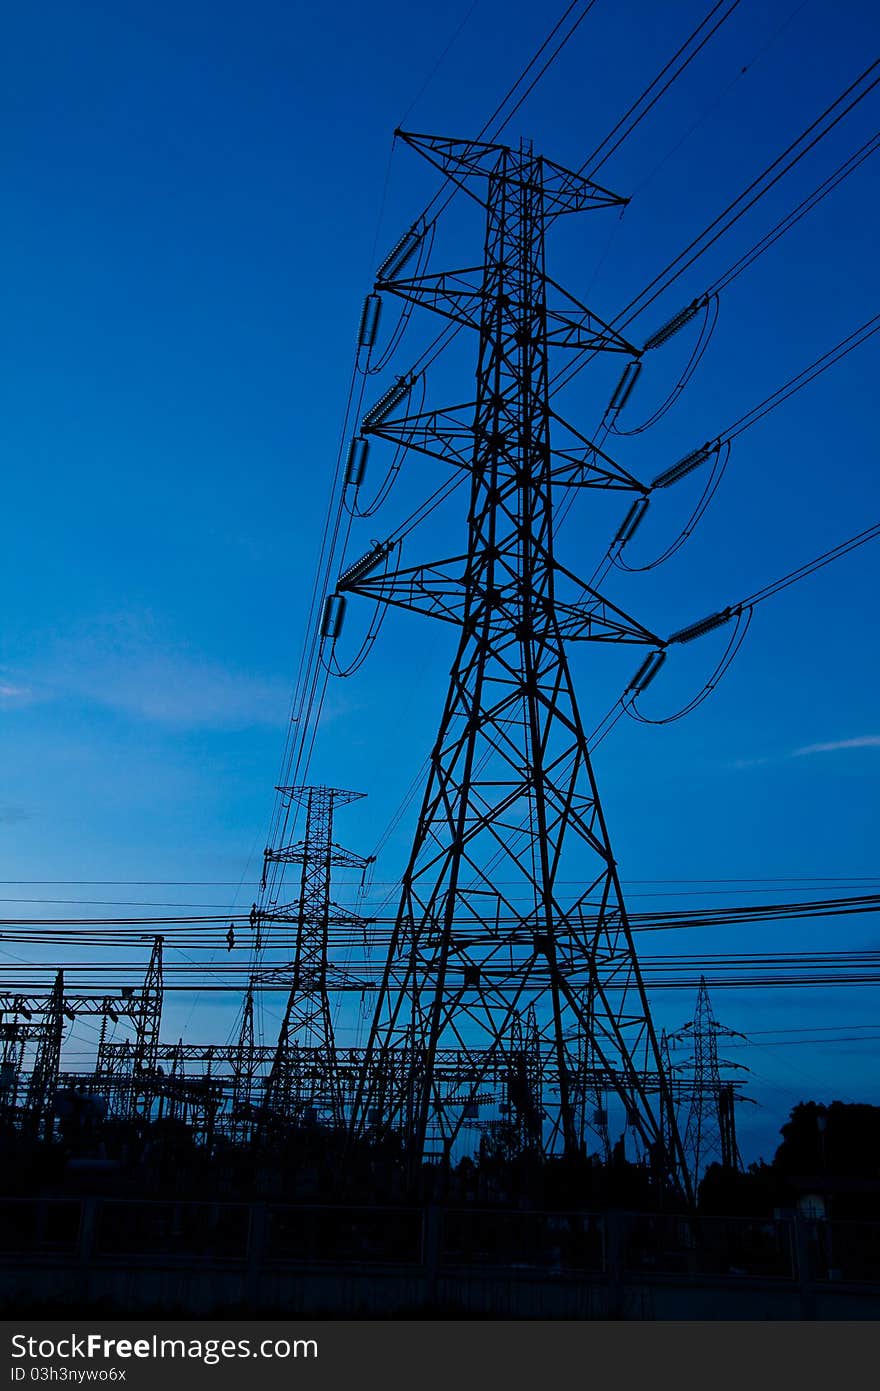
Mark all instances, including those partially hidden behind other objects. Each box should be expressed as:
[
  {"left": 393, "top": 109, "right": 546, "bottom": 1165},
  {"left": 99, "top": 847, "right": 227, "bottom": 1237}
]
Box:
[{"left": 2, "top": 1192, "right": 879, "bottom": 1319}]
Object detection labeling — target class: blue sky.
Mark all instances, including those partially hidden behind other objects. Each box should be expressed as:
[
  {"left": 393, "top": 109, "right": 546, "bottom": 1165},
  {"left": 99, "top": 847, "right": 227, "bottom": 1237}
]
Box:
[{"left": 1, "top": 0, "right": 879, "bottom": 1162}]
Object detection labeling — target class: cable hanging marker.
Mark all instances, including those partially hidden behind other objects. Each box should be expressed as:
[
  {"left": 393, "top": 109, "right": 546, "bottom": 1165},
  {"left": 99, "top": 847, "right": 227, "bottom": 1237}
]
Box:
[
  {"left": 362, "top": 374, "right": 416, "bottom": 431},
  {"left": 377, "top": 224, "right": 424, "bottom": 283},
  {"left": 609, "top": 359, "right": 641, "bottom": 412},
  {"left": 613, "top": 496, "right": 649, "bottom": 546},
  {"left": 642, "top": 298, "right": 704, "bottom": 352},
  {"left": 320, "top": 594, "right": 347, "bottom": 641},
  {"left": 669, "top": 607, "right": 733, "bottom": 645},
  {"left": 627, "top": 649, "right": 666, "bottom": 693},
  {"left": 345, "top": 437, "right": 369, "bottom": 488},
  {"left": 652, "top": 442, "right": 713, "bottom": 490},
  {"left": 337, "top": 538, "right": 395, "bottom": 591},
  {"left": 358, "top": 295, "right": 382, "bottom": 349}
]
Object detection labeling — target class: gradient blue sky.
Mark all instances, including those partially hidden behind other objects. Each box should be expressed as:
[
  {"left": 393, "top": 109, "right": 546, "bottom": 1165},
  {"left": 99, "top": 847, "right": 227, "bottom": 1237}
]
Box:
[{"left": 1, "top": 0, "right": 879, "bottom": 1160}]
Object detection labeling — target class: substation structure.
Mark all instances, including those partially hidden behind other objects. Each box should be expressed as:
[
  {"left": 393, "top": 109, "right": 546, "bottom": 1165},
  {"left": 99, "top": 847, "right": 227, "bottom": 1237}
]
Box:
[{"left": 0, "top": 939, "right": 743, "bottom": 1196}]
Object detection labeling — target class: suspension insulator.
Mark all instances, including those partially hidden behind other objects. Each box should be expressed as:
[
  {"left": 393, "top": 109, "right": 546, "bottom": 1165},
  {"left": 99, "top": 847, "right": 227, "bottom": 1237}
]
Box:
[
  {"left": 376, "top": 224, "right": 424, "bottom": 282},
  {"left": 320, "top": 593, "right": 347, "bottom": 641},
  {"left": 627, "top": 649, "right": 666, "bottom": 693},
  {"left": 669, "top": 608, "right": 733, "bottom": 645},
  {"left": 362, "top": 375, "right": 415, "bottom": 430},
  {"left": 337, "top": 538, "right": 395, "bottom": 591},
  {"left": 642, "top": 298, "right": 703, "bottom": 352},
  {"left": 652, "top": 443, "right": 713, "bottom": 490},
  {"left": 609, "top": 359, "right": 642, "bottom": 412},
  {"left": 358, "top": 294, "right": 382, "bottom": 349},
  {"left": 613, "top": 496, "right": 649, "bottom": 546},
  {"left": 345, "top": 437, "right": 369, "bottom": 488}
]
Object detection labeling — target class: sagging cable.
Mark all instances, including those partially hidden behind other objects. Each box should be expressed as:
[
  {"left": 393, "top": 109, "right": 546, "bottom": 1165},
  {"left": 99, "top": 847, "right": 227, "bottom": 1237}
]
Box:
[
  {"left": 611, "top": 295, "right": 720, "bottom": 437},
  {"left": 625, "top": 608, "right": 753, "bottom": 726},
  {"left": 616, "top": 442, "right": 731, "bottom": 574}
]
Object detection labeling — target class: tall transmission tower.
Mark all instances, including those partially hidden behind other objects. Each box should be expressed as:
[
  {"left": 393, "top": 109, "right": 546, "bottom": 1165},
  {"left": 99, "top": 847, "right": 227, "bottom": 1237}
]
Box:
[
  {"left": 671, "top": 975, "right": 747, "bottom": 1184},
  {"left": 257, "top": 785, "right": 372, "bottom": 1129},
  {"left": 337, "top": 131, "right": 687, "bottom": 1194},
  {"left": 130, "top": 935, "right": 164, "bottom": 1119}
]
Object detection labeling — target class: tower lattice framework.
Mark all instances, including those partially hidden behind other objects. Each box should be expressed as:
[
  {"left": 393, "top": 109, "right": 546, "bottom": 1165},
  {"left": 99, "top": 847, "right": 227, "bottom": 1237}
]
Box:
[
  {"left": 673, "top": 975, "right": 746, "bottom": 1183},
  {"left": 258, "top": 785, "right": 371, "bottom": 1128},
  {"left": 341, "top": 132, "right": 688, "bottom": 1194}
]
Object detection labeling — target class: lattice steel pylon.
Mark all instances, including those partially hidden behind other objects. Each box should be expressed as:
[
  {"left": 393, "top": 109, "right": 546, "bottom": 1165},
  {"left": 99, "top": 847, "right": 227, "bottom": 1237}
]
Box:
[
  {"left": 257, "top": 786, "right": 371, "bottom": 1128},
  {"left": 672, "top": 975, "right": 746, "bottom": 1184},
  {"left": 26, "top": 970, "right": 66, "bottom": 1140},
  {"left": 131, "top": 935, "right": 164, "bottom": 1119},
  {"left": 340, "top": 131, "right": 689, "bottom": 1197},
  {"left": 229, "top": 984, "right": 258, "bottom": 1140}
]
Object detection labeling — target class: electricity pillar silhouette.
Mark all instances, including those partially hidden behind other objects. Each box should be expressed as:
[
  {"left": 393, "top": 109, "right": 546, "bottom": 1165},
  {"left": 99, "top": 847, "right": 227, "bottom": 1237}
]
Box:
[
  {"left": 229, "top": 984, "right": 257, "bottom": 1140},
  {"left": 258, "top": 786, "right": 371, "bottom": 1128},
  {"left": 339, "top": 132, "right": 687, "bottom": 1195},
  {"left": 0, "top": 997, "right": 37, "bottom": 1114},
  {"left": 673, "top": 975, "right": 745, "bottom": 1183},
  {"left": 131, "top": 936, "right": 164, "bottom": 1120},
  {"left": 26, "top": 971, "right": 66, "bottom": 1140}
]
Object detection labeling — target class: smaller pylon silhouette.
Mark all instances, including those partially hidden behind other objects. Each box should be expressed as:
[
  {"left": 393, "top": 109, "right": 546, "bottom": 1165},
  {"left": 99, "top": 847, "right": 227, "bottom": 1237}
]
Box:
[
  {"left": 670, "top": 975, "right": 748, "bottom": 1183},
  {"left": 130, "top": 936, "right": 164, "bottom": 1120},
  {"left": 256, "top": 786, "right": 372, "bottom": 1128}
]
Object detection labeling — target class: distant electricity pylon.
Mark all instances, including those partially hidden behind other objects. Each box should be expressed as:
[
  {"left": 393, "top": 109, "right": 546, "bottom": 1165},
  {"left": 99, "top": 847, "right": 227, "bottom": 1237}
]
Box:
[
  {"left": 333, "top": 131, "right": 689, "bottom": 1197},
  {"left": 670, "top": 975, "right": 748, "bottom": 1184},
  {"left": 256, "top": 785, "right": 372, "bottom": 1129}
]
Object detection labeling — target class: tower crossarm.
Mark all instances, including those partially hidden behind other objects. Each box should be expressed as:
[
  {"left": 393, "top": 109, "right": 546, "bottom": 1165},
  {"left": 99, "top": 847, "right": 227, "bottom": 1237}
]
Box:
[
  {"left": 366, "top": 399, "right": 644, "bottom": 492},
  {"left": 397, "top": 130, "right": 627, "bottom": 218},
  {"left": 340, "top": 551, "right": 660, "bottom": 645},
  {"left": 263, "top": 841, "right": 372, "bottom": 871},
  {"left": 0, "top": 993, "right": 144, "bottom": 1020},
  {"left": 552, "top": 563, "right": 663, "bottom": 645},
  {"left": 378, "top": 266, "right": 635, "bottom": 356},
  {"left": 338, "top": 555, "right": 469, "bottom": 625}
]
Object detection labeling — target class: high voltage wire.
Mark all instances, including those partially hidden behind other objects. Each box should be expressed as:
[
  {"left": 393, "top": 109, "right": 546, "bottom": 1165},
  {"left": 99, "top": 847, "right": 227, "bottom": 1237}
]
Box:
[
  {"left": 721, "top": 312, "right": 880, "bottom": 445},
  {"left": 577, "top": 0, "right": 743, "bottom": 178},
  {"left": 3, "top": 875, "right": 879, "bottom": 888},
  {"left": 706, "top": 129, "right": 880, "bottom": 298},
  {"left": 617, "top": 58, "right": 880, "bottom": 329},
  {"left": 3, "top": 890, "right": 878, "bottom": 931}
]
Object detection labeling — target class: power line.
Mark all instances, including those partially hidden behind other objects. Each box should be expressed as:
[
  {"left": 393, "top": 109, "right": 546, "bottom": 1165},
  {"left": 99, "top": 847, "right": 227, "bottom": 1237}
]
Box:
[{"left": 578, "top": 0, "right": 743, "bottom": 178}]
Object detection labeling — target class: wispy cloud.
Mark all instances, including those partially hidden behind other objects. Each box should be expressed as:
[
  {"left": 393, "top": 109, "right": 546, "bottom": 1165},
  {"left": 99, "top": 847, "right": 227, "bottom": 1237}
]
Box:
[
  {"left": 12, "top": 616, "right": 291, "bottom": 731},
  {"left": 794, "top": 735, "right": 880, "bottom": 757},
  {"left": 0, "top": 681, "right": 34, "bottom": 705},
  {"left": 731, "top": 734, "right": 880, "bottom": 770}
]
